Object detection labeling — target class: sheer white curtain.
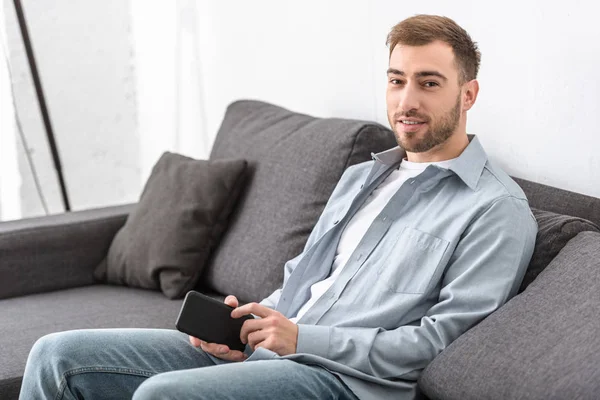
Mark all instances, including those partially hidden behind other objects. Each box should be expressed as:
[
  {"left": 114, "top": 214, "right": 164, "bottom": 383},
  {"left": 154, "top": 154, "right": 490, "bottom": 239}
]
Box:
[
  {"left": 131, "top": 0, "right": 209, "bottom": 185},
  {"left": 0, "top": 9, "right": 22, "bottom": 221}
]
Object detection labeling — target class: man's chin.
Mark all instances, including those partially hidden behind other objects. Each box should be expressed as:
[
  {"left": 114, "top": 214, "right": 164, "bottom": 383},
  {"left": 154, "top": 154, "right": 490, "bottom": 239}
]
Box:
[{"left": 395, "top": 133, "right": 428, "bottom": 153}]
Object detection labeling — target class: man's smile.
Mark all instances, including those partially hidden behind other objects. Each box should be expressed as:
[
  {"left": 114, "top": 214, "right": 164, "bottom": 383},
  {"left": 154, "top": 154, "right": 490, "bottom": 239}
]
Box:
[{"left": 396, "top": 119, "right": 427, "bottom": 132}]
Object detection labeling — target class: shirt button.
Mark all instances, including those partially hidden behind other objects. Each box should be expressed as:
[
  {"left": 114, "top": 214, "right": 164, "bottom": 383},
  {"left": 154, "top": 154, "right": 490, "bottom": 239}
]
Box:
[
  {"left": 334, "top": 220, "right": 340, "bottom": 225},
  {"left": 410, "top": 180, "right": 415, "bottom": 185},
  {"left": 382, "top": 216, "right": 387, "bottom": 221},
  {"left": 360, "top": 184, "right": 364, "bottom": 189}
]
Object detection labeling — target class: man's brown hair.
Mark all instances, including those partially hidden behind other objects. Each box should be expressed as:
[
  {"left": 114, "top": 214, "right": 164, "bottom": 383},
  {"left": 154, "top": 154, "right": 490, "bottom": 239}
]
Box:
[{"left": 386, "top": 15, "right": 481, "bottom": 84}]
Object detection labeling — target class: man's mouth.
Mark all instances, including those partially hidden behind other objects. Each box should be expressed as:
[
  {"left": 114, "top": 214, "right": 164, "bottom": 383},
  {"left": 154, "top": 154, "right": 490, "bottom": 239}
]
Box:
[
  {"left": 397, "top": 119, "right": 427, "bottom": 132},
  {"left": 398, "top": 120, "right": 425, "bottom": 125}
]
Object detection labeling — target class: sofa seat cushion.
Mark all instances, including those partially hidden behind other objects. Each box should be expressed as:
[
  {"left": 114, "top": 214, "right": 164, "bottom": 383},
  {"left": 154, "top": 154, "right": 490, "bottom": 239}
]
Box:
[
  {"left": 0, "top": 285, "right": 192, "bottom": 399},
  {"left": 206, "top": 100, "right": 396, "bottom": 303},
  {"left": 419, "top": 231, "right": 600, "bottom": 400}
]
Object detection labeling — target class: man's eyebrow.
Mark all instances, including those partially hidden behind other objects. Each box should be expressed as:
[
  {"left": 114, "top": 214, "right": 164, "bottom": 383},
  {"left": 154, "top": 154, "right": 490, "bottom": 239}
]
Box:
[
  {"left": 415, "top": 71, "right": 448, "bottom": 81},
  {"left": 386, "top": 68, "right": 404, "bottom": 75},
  {"left": 386, "top": 68, "right": 448, "bottom": 82}
]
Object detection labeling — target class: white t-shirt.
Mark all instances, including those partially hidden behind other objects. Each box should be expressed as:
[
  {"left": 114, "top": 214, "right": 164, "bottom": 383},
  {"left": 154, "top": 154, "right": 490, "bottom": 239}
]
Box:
[{"left": 289, "top": 157, "right": 456, "bottom": 323}]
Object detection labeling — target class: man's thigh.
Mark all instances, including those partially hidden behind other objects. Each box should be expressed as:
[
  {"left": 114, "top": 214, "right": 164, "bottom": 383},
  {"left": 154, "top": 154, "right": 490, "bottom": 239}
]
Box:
[
  {"left": 47, "top": 328, "right": 221, "bottom": 371},
  {"left": 133, "top": 359, "right": 358, "bottom": 400},
  {"left": 20, "top": 328, "right": 228, "bottom": 400}
]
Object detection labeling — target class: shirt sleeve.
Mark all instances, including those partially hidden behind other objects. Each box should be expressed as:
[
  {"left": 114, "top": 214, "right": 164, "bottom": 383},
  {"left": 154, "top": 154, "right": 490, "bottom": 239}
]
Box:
[{"left": 295, "top": 195, "right": 537, "bottom": 380}]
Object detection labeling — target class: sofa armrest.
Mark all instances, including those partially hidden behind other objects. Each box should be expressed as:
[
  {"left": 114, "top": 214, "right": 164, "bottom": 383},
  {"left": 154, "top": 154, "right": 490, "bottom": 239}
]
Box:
[{"left": 0, "top": 204, "right": 135, "bottom": 300}]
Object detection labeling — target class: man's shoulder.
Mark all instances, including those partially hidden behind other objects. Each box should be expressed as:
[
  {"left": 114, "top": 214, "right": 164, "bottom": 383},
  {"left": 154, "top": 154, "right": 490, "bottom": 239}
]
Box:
[
  {"left": 478, "top": 159, "right": 529, "bottom": 203},
  {"left": 463, "top": 159, "right": 535, "bottom": 229}
]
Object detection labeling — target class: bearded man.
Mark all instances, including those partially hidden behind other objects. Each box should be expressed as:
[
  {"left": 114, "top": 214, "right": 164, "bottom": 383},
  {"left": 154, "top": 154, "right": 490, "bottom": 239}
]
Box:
[{"left": 19, "top": 14, "right": 537, "bottom": 400}]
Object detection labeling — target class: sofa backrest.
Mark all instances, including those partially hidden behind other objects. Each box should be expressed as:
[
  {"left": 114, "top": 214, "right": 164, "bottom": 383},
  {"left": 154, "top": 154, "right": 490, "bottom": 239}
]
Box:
[
  {"left": 512, "top": 177, "right": 600, "bottom": 226},
  {"left": 203, "top": 100, "right": 397, "bottom": 302}
]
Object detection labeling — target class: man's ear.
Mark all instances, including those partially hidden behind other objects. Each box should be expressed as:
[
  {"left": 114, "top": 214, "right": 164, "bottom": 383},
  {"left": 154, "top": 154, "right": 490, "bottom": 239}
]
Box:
[{"left": 462, "top": 79, "right": 479, "bottom": 111}]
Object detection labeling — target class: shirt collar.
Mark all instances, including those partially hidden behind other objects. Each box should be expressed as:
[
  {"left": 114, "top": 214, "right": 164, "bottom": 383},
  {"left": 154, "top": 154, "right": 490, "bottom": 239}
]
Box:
[{"left": 371, "top": 134, "right": 488, "bottom": 191}]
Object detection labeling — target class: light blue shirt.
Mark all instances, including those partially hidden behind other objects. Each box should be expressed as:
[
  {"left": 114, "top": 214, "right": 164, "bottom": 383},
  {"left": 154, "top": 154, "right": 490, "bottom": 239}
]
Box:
[{"left": 246, "top": 135, "right": 538, "bottom": 400}]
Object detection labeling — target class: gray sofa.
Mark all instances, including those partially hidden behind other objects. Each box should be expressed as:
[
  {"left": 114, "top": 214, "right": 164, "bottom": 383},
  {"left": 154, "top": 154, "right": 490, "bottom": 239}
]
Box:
[{"left": 1, "top": 100, "right": 599, "bottom": 399}]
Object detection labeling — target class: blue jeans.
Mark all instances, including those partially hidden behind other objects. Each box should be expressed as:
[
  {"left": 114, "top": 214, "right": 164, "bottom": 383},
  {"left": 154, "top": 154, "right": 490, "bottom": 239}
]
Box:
[{"left": 19, "top": 328, "right": 359, "bottom": 400}]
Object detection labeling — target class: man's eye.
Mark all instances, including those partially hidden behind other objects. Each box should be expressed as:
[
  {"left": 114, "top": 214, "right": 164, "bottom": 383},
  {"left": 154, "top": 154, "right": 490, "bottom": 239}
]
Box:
[
  {"left": 389, "top": 79, "right": 403, "bottom": 85},
  {"left": 423, "top": 81, "right": 439, "bottom": 88}
]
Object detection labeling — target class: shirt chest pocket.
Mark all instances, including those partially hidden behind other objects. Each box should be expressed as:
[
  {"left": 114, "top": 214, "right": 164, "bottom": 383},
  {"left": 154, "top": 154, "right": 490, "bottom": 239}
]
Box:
[{"left": 377, "top": 227, "right": 449, "bottom": 294}]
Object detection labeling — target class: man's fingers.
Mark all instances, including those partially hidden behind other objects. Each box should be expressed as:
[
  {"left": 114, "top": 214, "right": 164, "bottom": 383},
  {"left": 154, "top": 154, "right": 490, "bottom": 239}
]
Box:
[
  {"left": 247, "top": 329, "right": 269, "bottom": 351},
  {"left": 224, "top": 295, "right": 238, "bottom": 308},
  {"left": 220, "top": 350, "right": 247, "bottom": 361},
  {"left": 231, "top": 302, "right": 274, "bottom": 319},
  {"left": 239, "top": 318, "right": 264, "bottom": 344},
  {"left": 200, "top": 341, "right": 247, "bottom": 361},
  {"left": 202, "top": 341, "right": 229, "bottom": 354},
  {"left": 189, "top": 336, "right": 202, "bottom": 347}
]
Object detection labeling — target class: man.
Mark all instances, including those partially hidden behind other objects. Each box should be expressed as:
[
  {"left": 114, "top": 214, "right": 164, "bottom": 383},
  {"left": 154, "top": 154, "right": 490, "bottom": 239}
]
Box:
[{"left": 19, "top": 14, "right": 537, "bottom": 400}]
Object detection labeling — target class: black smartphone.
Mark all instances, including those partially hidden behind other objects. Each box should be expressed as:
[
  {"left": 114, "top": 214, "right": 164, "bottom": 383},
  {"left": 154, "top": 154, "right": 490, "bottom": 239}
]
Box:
[{"left": 175, "top": 290, "right": 253, "bottom": 352}]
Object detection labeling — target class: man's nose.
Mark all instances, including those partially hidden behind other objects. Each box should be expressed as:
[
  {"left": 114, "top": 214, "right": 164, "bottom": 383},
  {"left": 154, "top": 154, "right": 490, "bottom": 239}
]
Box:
[{"left": 397, "top": 83, "right": 420, "bottom": 114}]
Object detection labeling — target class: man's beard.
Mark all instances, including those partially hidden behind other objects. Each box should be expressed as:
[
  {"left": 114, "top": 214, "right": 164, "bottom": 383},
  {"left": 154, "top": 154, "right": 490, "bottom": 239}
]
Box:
[{"left": 391, "top": 94, "right": 461, "bottom": 153}]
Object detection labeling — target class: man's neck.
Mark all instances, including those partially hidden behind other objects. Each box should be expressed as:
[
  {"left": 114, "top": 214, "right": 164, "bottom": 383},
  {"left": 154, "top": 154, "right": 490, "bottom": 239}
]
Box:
[{"left": 405, "top": 132, "right": 470, "bottom": 163}]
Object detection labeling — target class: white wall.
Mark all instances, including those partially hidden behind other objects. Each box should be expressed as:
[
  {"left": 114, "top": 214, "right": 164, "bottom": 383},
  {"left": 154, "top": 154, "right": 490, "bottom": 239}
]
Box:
[
  {"left": 132, "top": 0, "right": 209, "bottom": 184},
  {"left": 184, "top": 0, "right": 600, "bottom": 197},
  {"left": 0, "top": 4, "right": 21, "bottom": 221},
  {"left": 195, "top": 0, "right": 378, "bottom": 144},
  {"left": 130, "top": 0, "right": 177, "bottom": 184},
  {"left": 2, "top": 0, "right": 139, "bottom": 219},
  {"left": 3, "top": 0, "right": 599, "bottom": 222}
]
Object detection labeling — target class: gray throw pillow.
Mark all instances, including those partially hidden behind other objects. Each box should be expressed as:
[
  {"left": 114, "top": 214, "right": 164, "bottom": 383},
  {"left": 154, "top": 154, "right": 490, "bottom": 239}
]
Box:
[
  {"left": 419, "top": 231, "right": 600, "bottom": 400},
  {"left": 519, "top": 207, "right": 600, "bottom": 292},
  {"left": 94, "top": 152, "right": 247, "bottom": 299}
]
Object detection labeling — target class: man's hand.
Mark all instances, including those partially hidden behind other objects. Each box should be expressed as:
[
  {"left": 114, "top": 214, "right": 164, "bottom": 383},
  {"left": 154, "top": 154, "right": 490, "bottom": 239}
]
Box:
[
  {"left": 233, "top": 302, "right": 298, "bottom": 356},
  {"left": 188, "top": 295, "right": 248, "bottom": 362}
]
